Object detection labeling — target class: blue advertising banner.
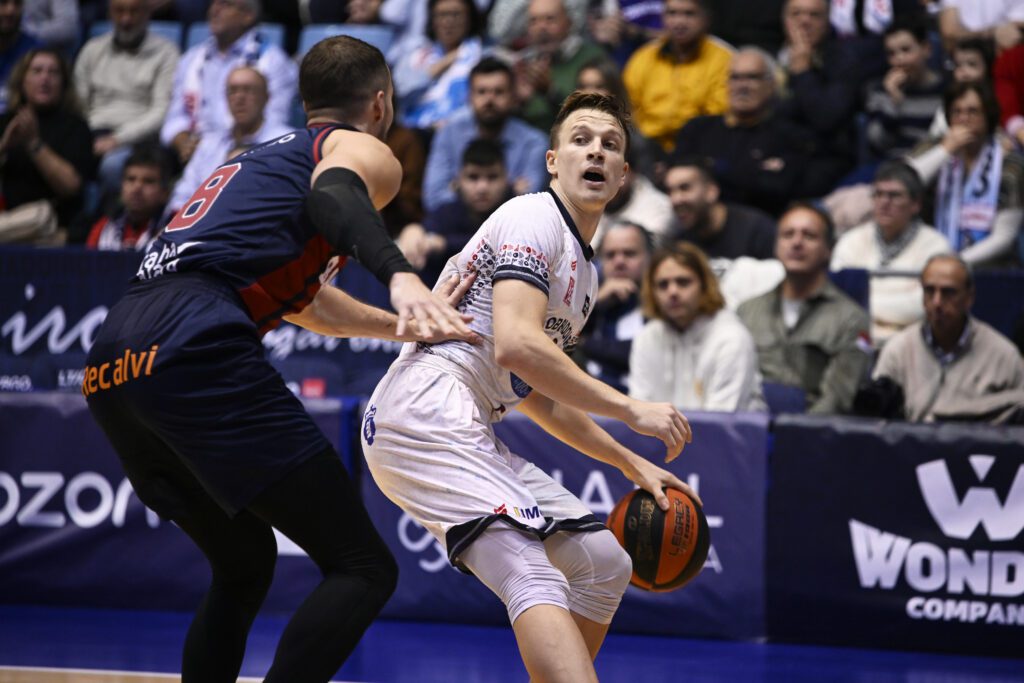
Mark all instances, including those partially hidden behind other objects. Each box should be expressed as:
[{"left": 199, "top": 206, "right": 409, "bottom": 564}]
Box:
[
  {"left": 0, "top": 392, "right": 344, "bottom": 613},
  {"left": 360, "top": 410, "right": 769, "bottom": 640},
  {"left": 0, "top": 247, "right": 400, "bottom": 397},
  {"left": 768, "top": 415, "right": 1024, "bottom": 658}
]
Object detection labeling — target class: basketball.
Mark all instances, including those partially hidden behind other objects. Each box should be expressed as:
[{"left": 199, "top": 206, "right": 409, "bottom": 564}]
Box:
[{"left": 606, "top": 488, "right": 710, "bottom": 592}]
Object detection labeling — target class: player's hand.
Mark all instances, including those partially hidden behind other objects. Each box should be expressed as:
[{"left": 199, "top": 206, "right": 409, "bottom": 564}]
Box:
[
  {"left": 624, "top": 399, "right": 692, "bottom": 463},
  {"left": 621, "top": 455, "right": 702, "bottom": 511},
  {"left": 390, "top": 271, "right": 475, "bottom": 342}
]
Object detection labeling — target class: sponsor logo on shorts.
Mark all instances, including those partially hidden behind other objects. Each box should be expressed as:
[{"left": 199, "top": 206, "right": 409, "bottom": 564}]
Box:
[
  {"left": 493, "top": 503, "right": 507, "bottom": 515},
  {"left": 81, "top": 345, "right": 160, "bottom": 397},
  {"left": 850, "top": 455, "right": 1024, "bottom": 627},
  {"left": 363, "top": 404, "right": 377, "bottom": 445},
  {"left": 509, "top": 372, "right": 532, "bottom": 398},
  {"left": 492, "top": 502, "right": 541, "bottom": 520}
]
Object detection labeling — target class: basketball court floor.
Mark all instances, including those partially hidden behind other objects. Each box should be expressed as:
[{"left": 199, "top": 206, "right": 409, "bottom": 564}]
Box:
[{"left": 0, "top": 605, "right": 1021, "bottom": 683}]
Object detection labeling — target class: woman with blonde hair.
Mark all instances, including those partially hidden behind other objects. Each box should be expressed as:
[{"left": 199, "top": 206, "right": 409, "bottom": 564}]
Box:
[{"left": 629, "top": 242, "right": 766, "bottom": 411}]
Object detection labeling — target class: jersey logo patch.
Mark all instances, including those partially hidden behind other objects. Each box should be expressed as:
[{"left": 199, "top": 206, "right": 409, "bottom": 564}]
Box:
[
  {"left": 363, "top": 404, "right": 377, "bottom": 445},
  {"left": 563, "top": 276, "right": 575, "bottom": 305}
]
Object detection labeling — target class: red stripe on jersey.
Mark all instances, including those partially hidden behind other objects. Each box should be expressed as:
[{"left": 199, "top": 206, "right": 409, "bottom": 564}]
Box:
[
  {"left": 312, "top": 126, "right": 335, "bottom": 165},
  {"left": 238, "top": 234, "right": 348, "bottom": 335}
]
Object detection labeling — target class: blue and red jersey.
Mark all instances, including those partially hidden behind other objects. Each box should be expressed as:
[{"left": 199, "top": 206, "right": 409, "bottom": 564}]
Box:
[{"left": 137, "top": 123, "right": 351, "bottom": 335}]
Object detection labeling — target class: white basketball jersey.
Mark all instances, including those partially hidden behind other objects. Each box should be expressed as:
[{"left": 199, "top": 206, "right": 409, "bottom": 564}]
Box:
[{"left": 398, "top": 190, "right": 598, "bottom": 417}]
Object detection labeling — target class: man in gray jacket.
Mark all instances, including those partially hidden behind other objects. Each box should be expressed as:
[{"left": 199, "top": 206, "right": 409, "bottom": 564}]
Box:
[{"left": 872, "top": 254, "right": 1024, "bottom": 423}]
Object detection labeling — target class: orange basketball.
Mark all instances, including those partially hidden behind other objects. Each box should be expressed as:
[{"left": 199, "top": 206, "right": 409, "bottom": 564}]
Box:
[{"left": 606, "top": 488, "right": 710, "bottom": 592}]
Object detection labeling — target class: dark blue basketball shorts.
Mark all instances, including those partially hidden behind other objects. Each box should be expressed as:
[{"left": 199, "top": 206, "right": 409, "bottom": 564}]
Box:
[{"left": 85, "top": 272, "right": 332, "bottom": 516}]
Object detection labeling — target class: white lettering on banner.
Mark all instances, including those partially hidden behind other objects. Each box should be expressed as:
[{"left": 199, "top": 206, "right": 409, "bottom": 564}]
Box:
[
  {"left": 348, "top": 337, "right": 403, "bottom": 354},
  {"left": 2, "top": 284, "right": 108, "bottom": 355},
  {"left": 57, "top": 368, "right": 86, "bottom": 389},
  {"left": 906, "top": 597, "right": 1024, "bottom": 625},
  {"left": 0, "top": 471, "right": 160, "bottom": 529},
  {"left": 260, "top": 324, "right": 403, "bottom": 360},
  {"left": 0, "top": 375, "right": 32, "bottom": 391},
  {"left": 847, "top": 454, "right": 1024, "bottom": 627},
  {"left": 397, "top": 513, "right": 449, "bottom": 573},
  {"left": 916, "top": 458, "right": 1024, "bottom": 541},
  {"left": 850, "top": 520, "right": 1024, "bottom": 598}
]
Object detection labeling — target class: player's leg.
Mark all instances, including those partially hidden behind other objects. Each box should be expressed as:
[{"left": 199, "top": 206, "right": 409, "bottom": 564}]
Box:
[
  {"left": 88, "top": 396, "right": 276, "bottom": 683},
  {"left": 544, "top": 530, "right": 632, "bottom": 660},
  {"left": 245, "top": 446, "right": 398, "bottom": 683},
  {"left": 459, "top": 527, "right": 597, "bottom": 683}
]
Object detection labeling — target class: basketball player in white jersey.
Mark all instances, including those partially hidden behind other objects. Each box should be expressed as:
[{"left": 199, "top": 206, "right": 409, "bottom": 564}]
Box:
[{"left": 362, "top": 92, "right": 697, "bottom": 682}]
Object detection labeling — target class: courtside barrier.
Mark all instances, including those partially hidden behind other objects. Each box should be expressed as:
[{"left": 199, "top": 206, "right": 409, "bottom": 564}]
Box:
[{"left": 768, "top": 415, "right": 1024, "bottom": 657}]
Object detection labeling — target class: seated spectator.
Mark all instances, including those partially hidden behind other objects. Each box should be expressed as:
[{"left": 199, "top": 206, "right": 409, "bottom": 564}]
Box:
[
  {"left": 777, "top": 0, "right": 863, "bottom": 195},
  {"left": 0, "top": 0, "right": 42, "bottom": 115},
  {"left": 939, "top": 0, "right": 1024, "bottom": 54},
  {"left": 575, "top": 57, "right": 630, "bottom": 110},
  {"left": 392, "top": 0, "right": 486, "bottom": 131},
  {"left": 166, "top": 66, "right": 293, "bottom": 217},
  {"left": 825, "top": 0, "right": 925, "bottom": 83},
  {"left": 672, "top": 46, "right": 810, "bottom": 216},
  {"left": 511, "top": 0, "right": 614, "bottom": 131},
  {"left": 347, "top": 0, "right": 384, "bottom": 25},
  {"left": 21, "top": 0, "right": 76, "bottom": 52},
  {"left": 0, "top": 48, "right": 93, "bottom": 243},
  {"left": 593, "top": 145, "right": 674, "bottom": 248},
  {"left": 663, "top": 160, "right": 777, "bottom": 259},
  {"left": 577, "top": 221, "right": 651, "bottom": 393},
  {"left": 864, "top": 17, "right": 945, "bottom": 162},
  {"left": 399, "top": 138, "right": 512, "bottom": 283},
  {"left": 930, "top": 37, "right": 995, "bottom": 138},
  {"left": 623, "top": 0, "right": 731, "bottom": 152},
  {"left": 160, "top": 0, "right": 296, "bottom": 166},
  {"left": 74, "top": 0, "right": 180, "bottom": 201},
  {"left": 909, "top": 81, "right": 1024, "bottom": 267},
  {"left": 423, "top": 57, "right": 548, "bottom": 212},
  {"left": 831, "top": 161, "right": 951, "bottom": 343},
  {"left": 384, "top": 0, "right": 489, "bottom": 54},
  {"left": 85, "top": 144, "right": 171, "bottom": 251},
  {"left": 486, "top": 0, "right": 596, "bottom": 48},
  {"left": 587, "top": 0, "right": 664, "bottom": 66},
  {"left": 630, "top": 242, "right": 765, "bottom": 411},
  {"left": 871, "top": 254, "right": 1024, "bottom": 423},
  {"left": 738, "top": 202, "right": 871, "bottom": 414}
]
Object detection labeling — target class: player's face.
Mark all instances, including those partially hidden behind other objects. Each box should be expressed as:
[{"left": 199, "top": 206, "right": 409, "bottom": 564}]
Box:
[
  {"left": 470, "top": 71, "right": 513, "bottom": 127},
  {"left": 121, "top": 164, "right": 168, "bottom": 219},
  {"left": 871, "top": 178, "right": 919, "bottom": 235},
  {"left": 922, "top": 259, "right": 973, "bottom": 340},
  {"left": 546, "top": 108, "right": 628, "bottom": 210},
  {"left": 458, "top": 162, "right": 508, "bottom": 213},
  {"left": 22, "top": 53, "right": 62, "bottom": 108},
  {"left": 665, "top": 166, "right": 714, "bottom": 231},
  {"left": 775, "top": 207, "right": 830, "bottom": 276},
  {"left": 652, "top": 257, "right": 703, "bottom": 330},
  {"left": 599, "top": 226, "right": 648, "bottom": 283},
  {"left": 953, "top": 49, "right": 985, "bottom": 83},
  {"left": 885, "top": 30, "right": 928, "bottom": 77}
]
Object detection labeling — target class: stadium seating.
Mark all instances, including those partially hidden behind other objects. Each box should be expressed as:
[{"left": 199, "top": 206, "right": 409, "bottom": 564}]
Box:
[
  {"left": 296, "top": 24, "right": 396, "bottom": 58},
  {"left": 185, "top": 21, "right": 286, "bottom": 50}
]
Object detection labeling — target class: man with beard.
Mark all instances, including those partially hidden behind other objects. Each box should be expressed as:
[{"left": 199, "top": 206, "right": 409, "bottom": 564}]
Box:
[
  {"left": 423, "top": 56, "right": 548, "bottom": 211},
  {"left": 0, "top": 0, "right": 41, "bottom": 115},
  {"left": 663, "top": 159, "right": 776, "bottom": 259},
  {"left": 74, "top": 0, "right": 180, "bottom": 200}
]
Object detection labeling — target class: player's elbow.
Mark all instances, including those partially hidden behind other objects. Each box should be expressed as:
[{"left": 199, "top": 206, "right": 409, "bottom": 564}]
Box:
[{"left": 493, "top": 334, "right": 532, "bottom": 373}]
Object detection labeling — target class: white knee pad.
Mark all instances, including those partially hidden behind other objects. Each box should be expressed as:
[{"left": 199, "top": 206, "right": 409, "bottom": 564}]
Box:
[
  {"left": 545, "top": 530, "right": 632, "bottom": 625},
  {"left": 459, "top": 527, "right": 571, "bottom": 625}
]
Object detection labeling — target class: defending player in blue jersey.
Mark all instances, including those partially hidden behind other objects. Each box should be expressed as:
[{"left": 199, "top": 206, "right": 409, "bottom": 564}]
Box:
[{"left": 84, "top": 36, "right": 477, "bottom": 683}]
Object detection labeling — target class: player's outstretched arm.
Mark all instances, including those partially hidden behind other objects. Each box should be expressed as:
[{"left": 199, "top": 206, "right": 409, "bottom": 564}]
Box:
[
  {"left": 306, "top": 130, "right": 474, "bottom": 341},
  {"left": 284, "top": 273, "right": 479, "bottom": 344},
  {"left": 493, "top": 279, "right": 692, "bottom": 462},
  {"left": 517, "top": 391, "right": 701, "bottom": 511}
]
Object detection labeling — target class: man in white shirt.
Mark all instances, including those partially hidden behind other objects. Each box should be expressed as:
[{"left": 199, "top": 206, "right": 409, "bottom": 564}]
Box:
[
  {"left": 159, "top": 0, "right": 296, "bottom": 165},
  {"left": 831, "top": 160, "right": 951, "bottom": 343},
  {"left": 363, "top": 92, "right": 696, "bottom": 683}
]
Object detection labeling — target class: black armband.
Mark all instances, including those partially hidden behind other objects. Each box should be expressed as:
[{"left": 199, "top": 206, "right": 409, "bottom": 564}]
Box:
[{"left": 305, "top": 167, "right": 414, "bottom": 284}]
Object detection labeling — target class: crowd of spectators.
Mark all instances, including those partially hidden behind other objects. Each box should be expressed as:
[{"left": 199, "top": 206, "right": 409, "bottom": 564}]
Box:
[{"left": 0, "top": 0, "right": 1022, "bottom": 423}]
